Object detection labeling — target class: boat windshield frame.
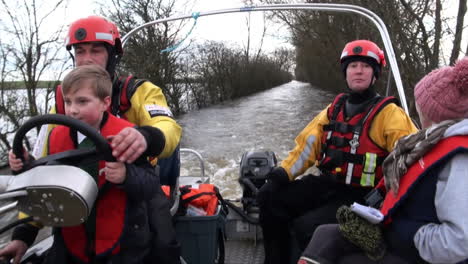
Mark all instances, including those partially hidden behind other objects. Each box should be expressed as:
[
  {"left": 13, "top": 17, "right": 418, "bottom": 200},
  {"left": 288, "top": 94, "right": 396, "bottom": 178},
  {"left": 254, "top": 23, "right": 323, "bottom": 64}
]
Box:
[{"left": 121, "top": 3, "right": 409, "bottom": 114}]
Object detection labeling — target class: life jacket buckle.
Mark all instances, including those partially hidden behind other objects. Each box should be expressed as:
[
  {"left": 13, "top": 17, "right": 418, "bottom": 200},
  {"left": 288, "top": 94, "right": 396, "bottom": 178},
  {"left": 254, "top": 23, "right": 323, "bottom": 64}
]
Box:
[{"left": 349, "top": 138, "right": 360, "bottom": 148}]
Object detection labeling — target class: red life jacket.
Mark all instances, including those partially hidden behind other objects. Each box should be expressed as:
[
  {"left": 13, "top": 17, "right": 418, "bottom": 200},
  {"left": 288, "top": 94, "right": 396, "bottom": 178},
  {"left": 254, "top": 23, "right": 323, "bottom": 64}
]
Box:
[
  {"left": 380, "top": 135, "right": 468, "bottom": 225},
  {"left": 48, "top": 114, "right": 134, "bottom": 262},
  {"left": 318, "top": 93, "right": 397, "bottom": 187},
  {"left": 55, "top": 75, "right": 145, "bottom": 117},
  {"left": 161, "top": 184, "right": 219, "bottom": 216}
]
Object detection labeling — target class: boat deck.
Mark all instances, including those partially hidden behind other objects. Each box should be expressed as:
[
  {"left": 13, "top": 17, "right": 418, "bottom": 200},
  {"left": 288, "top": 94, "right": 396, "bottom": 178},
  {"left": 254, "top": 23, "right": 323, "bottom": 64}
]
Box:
[{"left": 225, "top": 240, "right": 264, "bottom": 264}]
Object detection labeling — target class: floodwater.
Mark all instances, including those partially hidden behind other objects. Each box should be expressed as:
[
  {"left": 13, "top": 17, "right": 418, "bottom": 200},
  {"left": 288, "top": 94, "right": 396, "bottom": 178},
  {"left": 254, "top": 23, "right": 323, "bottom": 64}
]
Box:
[{"left": 177, "top": 80, "right": 334, "bottom": 199}]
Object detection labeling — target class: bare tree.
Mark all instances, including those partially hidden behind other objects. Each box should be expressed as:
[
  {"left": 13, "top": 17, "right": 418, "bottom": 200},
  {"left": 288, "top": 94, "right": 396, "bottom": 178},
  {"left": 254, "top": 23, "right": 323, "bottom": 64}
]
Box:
[
  {"left": 449, "top": 0, "right": 467, "bottom": 65},
  {"left": 0, "top": 42, "right": 19, "bottom": 165},
  {"left": 0, "top": 0, "right": 67, "bottom": 117},
  {"left": 0, "top": 0, "right": 68, "bottom": 162},
  {"left": 103, "top": 0, "right": 196, "bottom": 115}
]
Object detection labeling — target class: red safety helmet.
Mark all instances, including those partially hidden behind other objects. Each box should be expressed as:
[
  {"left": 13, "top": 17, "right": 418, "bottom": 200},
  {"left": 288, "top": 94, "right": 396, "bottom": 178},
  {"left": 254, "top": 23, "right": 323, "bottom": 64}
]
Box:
[
  {"left": 340, "top": 40, "right": 386, "bottom": 79},
  {"left": 65, "top": 16, "right": 123, "bottom": 55}
]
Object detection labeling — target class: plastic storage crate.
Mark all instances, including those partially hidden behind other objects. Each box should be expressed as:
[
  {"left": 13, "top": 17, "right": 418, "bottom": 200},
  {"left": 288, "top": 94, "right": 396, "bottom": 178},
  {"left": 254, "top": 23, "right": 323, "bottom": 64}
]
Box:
[{"left": 175, "top": 206, "right": 225, "bottom": 264}]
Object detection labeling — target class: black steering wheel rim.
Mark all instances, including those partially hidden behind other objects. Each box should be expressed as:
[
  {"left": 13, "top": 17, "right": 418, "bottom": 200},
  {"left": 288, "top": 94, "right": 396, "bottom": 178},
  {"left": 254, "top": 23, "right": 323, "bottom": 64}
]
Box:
[{"left": 12, "top": 114, "right": 115, "bottom": 173}]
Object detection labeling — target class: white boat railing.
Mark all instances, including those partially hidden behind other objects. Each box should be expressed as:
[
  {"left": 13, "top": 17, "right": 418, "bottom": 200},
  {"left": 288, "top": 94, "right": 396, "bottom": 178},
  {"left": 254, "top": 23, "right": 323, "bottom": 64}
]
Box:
[
  {"left": 121, "top": 3, "right": 409, "bottom": 114},
  {"left": 180, "top": 148, "right": 208, "bottom": 184},
  {"left": 169, "top": 148, "right": 207, "bottom": 215}
]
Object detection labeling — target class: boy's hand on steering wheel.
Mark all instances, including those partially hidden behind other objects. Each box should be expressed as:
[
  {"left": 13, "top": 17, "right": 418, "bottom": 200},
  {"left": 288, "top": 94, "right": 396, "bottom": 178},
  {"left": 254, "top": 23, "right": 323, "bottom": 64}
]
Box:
[{"left": 8, "top": 149, "right": 29, "bottom": 172}]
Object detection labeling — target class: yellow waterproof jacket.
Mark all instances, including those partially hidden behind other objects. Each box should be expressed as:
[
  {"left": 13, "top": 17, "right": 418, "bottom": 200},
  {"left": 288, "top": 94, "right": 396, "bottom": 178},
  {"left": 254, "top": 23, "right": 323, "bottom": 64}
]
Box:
[
  {"left": 120, "top": 80, "right": 181, "bottom": 158},
  {"left": 281, "top": 102, "right": 418, "bottom": 181}
]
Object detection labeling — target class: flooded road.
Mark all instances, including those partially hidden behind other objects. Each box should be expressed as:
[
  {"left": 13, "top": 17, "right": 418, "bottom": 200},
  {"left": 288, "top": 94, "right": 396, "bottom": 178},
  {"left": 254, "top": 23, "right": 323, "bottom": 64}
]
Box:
[{"left": 178, "top": 80, "right": 334, "bottom": 199}]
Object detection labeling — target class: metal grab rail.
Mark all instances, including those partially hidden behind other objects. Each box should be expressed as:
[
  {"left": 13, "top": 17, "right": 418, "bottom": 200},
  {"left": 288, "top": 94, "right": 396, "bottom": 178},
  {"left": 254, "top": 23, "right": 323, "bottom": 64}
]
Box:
[
  {"left": 0, "top": 201, "right": 19, "bottom": 215},
  {"left": 167, "top": 148, "right": 207, "bottom": 216},
  {"left": 180, "top": 148, "right": 207, "bottom": 183},
  {"left": 121, "top": 3, "right": 409, "bottom": 114}
]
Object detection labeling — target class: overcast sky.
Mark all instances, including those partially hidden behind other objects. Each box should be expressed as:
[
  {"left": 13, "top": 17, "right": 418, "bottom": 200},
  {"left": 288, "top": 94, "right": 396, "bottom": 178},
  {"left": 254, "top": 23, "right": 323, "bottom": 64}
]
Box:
[
  {"left": 62, "top": 0, "right": 466, "bottom": 58},
  {"left": 63, "top": 0, "right": 287, "bottom": 52}
]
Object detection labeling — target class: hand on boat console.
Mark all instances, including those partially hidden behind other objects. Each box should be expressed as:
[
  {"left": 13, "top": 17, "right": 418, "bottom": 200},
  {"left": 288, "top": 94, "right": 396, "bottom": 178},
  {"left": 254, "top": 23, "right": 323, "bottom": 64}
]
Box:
[
  {"left": 0, "top": 240, "right": 28, "bottom": 264},
  {"left": 110, "top": 127, "right": 147, "bottom": 163}
]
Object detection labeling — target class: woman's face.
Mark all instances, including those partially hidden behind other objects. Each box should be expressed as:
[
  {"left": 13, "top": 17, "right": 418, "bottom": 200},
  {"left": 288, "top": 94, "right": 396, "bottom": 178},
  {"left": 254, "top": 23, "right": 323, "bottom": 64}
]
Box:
[{"left": 345, "top": 61, "right": 375, "bottom": 93}]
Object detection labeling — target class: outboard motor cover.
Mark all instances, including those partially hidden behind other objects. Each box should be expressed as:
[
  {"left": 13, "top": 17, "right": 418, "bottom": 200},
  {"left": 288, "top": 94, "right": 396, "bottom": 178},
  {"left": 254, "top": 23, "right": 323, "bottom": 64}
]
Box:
[{"left": 239, "top": 151, "right": 277, "bottom": 213}]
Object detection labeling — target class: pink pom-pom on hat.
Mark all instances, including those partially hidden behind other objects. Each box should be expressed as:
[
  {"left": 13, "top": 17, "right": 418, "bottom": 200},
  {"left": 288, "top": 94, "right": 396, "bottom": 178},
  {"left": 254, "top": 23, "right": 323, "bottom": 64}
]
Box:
[{"left": 414, "top": 57, "right": 468, "bottom": 123}]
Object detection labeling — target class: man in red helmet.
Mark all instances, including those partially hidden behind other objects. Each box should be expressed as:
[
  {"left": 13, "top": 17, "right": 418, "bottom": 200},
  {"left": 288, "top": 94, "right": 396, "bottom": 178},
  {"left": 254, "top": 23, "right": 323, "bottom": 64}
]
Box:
[
  {"left": 0, "top": 16, "right": 182, "bottom": 264},
  {"left": 257, "top": 40, "right": 418, "bottom": 264}
]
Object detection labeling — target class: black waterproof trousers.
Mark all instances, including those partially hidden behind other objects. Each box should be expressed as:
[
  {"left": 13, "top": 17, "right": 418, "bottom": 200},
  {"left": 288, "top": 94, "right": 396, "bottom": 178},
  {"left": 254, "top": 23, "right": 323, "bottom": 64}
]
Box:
[
  {"left": 300, "top": 224, "right": 410, "bottom": 264},
  {"left": 148, "top": 188, "right": 181, "bottom": 264},
  {"left": 259, "top": 175, "right": 370, "bottom": 264}
]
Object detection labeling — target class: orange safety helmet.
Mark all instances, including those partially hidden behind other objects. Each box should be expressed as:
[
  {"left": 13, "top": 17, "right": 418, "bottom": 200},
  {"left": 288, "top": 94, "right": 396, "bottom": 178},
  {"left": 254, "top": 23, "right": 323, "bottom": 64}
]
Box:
[
  {"left": 65, "top": 16, "right": 123, "bottom": 55},
  {"left": 65, "top": 16, "right": 123, "bottom": 76},
  {"left": 340, "top": 40, "right": 386, "bottom": 79}
]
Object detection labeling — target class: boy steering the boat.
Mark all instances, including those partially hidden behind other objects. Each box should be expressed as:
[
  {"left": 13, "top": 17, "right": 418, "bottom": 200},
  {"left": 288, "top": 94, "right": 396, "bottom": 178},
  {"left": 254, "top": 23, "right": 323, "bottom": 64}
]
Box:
[
  {"left": 2, "top": 65, "right": 158, "bottom": 264},
  {"left": 257, "top": 40, "right": 418, "bottom": 264}
]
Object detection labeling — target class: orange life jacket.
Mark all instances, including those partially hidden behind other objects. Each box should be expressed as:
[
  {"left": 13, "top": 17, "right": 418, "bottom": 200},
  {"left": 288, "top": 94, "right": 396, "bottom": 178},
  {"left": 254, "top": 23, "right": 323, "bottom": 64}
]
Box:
[
  {"left": 162, "top": 184, "right": 220, "bottom": 216},
  {"left": 48, "top": 113, "right": 134, "bottom": 262}
]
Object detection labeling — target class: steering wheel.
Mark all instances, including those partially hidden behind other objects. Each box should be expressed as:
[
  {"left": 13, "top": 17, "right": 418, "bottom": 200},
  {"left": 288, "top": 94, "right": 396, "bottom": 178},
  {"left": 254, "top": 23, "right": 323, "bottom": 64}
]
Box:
[{"left": 12, "top": 114, "right": 115, "bottom": 174}]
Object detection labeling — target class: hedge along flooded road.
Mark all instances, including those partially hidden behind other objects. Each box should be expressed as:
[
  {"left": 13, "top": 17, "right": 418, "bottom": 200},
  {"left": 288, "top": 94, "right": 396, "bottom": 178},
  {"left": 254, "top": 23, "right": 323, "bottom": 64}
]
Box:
[{"left": 177, "top": 80, "right": 335, "bottom": 199}]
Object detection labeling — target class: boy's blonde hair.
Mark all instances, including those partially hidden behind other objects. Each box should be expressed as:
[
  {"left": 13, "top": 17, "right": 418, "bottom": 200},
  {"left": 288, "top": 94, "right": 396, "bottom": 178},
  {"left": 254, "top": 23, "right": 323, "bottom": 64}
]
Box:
[{"left": 62, "top": 65, "right": 112, "bottom": 99}]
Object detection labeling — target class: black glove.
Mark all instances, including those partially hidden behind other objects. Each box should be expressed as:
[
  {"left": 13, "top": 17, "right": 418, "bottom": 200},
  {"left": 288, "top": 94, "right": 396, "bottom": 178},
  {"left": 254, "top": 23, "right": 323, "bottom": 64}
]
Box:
[{"left": 257, "top": 167, "right": 289, "bottom": 207}]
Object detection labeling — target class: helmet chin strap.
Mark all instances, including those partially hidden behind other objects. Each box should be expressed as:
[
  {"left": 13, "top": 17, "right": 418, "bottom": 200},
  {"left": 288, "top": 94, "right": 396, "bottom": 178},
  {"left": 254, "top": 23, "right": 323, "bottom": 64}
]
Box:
[
  {"left": 105, "top": 45, "right": 122, "bottom": 79},
  {"left": 68, "top": 51, "right": 76, "bottom": 68},
  {"left": 366, "top": 74, "right": 376, "bottom": 91}
]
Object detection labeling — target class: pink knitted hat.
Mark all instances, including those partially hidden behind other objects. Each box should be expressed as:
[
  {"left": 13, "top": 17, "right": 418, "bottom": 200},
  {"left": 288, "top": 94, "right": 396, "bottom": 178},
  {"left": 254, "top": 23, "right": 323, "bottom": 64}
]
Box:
[{"left": 414, "top": 57, "right": 468, "bottom": 123}]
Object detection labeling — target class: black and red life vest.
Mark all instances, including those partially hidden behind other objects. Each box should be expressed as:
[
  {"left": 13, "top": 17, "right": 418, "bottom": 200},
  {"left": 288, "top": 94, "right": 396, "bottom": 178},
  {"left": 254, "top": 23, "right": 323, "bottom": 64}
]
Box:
[
  {"left": 318, "top": 93, "right": 398, "bottom": 187},
  {"left": 55, "top": 75, "right": 145, "bottom": 118},
  {"left": 381, "top": 135, "right": 468, "bottom": 225},
  {"left": 48, "top": 114, "right": 134, "bottom": 262}
]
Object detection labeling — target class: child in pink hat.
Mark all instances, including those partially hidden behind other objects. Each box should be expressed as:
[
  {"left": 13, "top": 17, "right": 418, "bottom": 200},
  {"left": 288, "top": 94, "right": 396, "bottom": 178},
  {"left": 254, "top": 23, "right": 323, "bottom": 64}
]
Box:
[{"left": 414, "top": 57, "right": 468, "bottom": 126}]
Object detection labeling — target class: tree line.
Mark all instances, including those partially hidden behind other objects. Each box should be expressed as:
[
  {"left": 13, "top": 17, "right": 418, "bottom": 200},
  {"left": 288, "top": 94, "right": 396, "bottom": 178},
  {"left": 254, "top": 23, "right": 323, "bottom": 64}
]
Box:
[{"left": 257, "top": 0, "right": 467, "bottom": 117}]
